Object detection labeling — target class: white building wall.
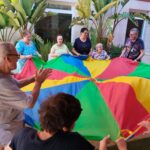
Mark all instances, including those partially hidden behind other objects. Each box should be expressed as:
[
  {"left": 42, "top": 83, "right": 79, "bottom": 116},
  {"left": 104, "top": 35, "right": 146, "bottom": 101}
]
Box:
[
  {"left": 113, "top": 0, "right": 150, "bottom": 53},
  {"left": 47, "top": 0, "right": 79, "bottom": 43},
  {"left": 142, "top": 13, "right": 150, "bottom": 54},
  {"left": 71, "top": 6, "right": 82, "bottom": 43},
  {"left": 112, "top": 0, "right": 150, "bottom": 63}
]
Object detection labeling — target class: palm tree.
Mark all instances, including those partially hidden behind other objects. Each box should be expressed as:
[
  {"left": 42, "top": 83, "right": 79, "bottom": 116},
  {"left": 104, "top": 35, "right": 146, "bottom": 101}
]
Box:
[
  {"left": 71, "top": 0, "right": 118, "bottom": 45},
  {"left": 72, "top": 0, "right": 150, "bottom": 46},
  {"left": 0, "top": 0, "right": 52, "bottom": 41}
]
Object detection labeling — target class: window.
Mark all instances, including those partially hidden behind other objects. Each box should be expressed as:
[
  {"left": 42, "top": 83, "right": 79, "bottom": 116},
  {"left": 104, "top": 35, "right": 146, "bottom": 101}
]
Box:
[{"left": 35, "top": 4, "right": 72, "bottom": 42}]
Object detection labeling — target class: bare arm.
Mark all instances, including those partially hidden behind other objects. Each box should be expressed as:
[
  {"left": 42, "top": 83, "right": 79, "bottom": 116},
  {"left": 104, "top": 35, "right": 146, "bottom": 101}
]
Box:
[
  {"left": 36, "top": 51, "right": 42, "bottom": 58},
  {"left": 99, "top": 141, "right": 108, "bottom": 150},
  {"left": 104, "top": 51, "right": 110, "bottom": 60},
  {"left": 67, "top": 50, "right": 73, "bottom": 55},
  {"left": 72, "top": 48, "right": 81, "bottom": 56},
  {"left": 134, "top": 49, "right": 144, "bottom": 61},
  {"left": 19, "top": 55, "right": 32, "bottom": 59},
  {"left": 18, "top": 75, "right": 35, "bottom": 88},
  {"left": 99, "top": 136, "right": 127, "bottom": 150},
  {"left": 116, "top": 138, "right": 127, "bottom": 150},
  {"left": 138, "top": 120, "right": 150, "bottom": 134},
  {"left": 120, "top": 48, "right": 126, "bottom": 57},
  {"left": 49, "top": 47, "right": 59, "bottom": 58},
  {"left": 88, "top": 48, "right": 93, "bottom": 56},
  {"left": 99, "top": 136, "right": 110, "bottom": 150},
  {"left": 106, "top": 55, "right": 110, "bottom": 60},
  {"left": 66, "top": 45, "right": 72, "bottom": 55},
  {"left": 28, "top": 68, "right": 52, "bottom": 108},
  {"left": 29, "top": 82, "right": 41, "bottom": 108}
]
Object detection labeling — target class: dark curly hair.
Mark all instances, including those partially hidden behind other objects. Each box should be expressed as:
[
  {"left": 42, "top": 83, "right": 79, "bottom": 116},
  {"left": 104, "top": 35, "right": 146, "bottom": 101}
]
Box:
[
  {"left": 39, "top": 93, "right": 82, "bottom": 133},
  {"left": 80, "top": 27, "right": 88, "bottom": 33}
]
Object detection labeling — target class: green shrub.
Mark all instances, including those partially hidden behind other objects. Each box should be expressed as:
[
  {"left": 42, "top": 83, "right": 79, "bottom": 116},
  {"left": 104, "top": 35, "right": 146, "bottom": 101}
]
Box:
[
  {"left": 101, "top": 38, "right": 107, "bottom": 50},
  {"left": 35, "top": 39, "right": 73, "bottom": 61},
  {"left": 90, "top": 28, "right": 97, "bottom": 49},
  {"left": 36, "top": 40, "right": 53, "bottom": 62},
  {"left": 65, "top": 41, "right": 73, "bottom": 52},
  {"left": 110, "top": 45, "right": 123, "bottom": 58}
]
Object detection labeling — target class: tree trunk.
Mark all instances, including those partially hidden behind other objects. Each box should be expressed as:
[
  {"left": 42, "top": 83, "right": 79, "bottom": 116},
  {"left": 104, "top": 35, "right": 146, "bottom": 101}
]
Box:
[{"left": 97, "top": 17, "right": 103, "bottom": 43}]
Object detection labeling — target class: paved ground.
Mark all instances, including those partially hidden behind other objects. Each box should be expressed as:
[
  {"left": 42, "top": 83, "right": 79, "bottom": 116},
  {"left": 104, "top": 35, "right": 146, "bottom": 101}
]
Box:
[{"left": 141, "top": 54, "right": 150, "bottom": 64}]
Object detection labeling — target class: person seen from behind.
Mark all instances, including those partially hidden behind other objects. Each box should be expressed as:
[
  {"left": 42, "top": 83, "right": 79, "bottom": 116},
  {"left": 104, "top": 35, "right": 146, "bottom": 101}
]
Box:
[{"left": 9, "top": 93, "right": 94, "bottom": 150}]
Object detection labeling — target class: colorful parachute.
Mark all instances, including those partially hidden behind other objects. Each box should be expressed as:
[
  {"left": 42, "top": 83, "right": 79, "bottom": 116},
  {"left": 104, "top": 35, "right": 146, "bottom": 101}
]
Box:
[{"left": 14, "top": 55, "right": 150, "bottom": 141}]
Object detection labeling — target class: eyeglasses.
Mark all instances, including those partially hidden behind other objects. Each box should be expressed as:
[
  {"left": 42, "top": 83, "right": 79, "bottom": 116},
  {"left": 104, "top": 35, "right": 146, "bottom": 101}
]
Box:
[
  {"left": 7, "top": 54, "right": 20, "bottom": 58},
  {"left": 129, "top": 33, "right": 137, "bottom": 36}
]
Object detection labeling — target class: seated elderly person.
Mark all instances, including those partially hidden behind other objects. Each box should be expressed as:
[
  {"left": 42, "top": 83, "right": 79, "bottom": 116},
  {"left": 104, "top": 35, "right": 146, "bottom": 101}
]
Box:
[
  {"left": 48, "top": 34, "right": 71, "bottom": 60},
  {"left": 120, "top": 28, "right": 144, "bottom": 61},
  {"left": 91, "top": 43, "right": 110, "bottom": 60}
]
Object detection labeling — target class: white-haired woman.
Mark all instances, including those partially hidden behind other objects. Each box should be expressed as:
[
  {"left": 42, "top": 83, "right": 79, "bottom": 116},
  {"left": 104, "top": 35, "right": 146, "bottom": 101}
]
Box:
[{"left": 91, "top": 43, "right": 110, "bottom": 60}]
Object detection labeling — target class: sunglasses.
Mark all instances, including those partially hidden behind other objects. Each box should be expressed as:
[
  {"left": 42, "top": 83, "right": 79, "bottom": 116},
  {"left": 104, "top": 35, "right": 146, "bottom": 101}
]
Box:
[{"left": 7, "top": 54, "right": 20, "bottom": 58}]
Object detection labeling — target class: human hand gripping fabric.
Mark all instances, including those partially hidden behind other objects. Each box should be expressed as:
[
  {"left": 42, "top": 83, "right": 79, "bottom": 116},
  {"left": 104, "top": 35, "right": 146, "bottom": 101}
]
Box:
[
  {"left": 138, "top": 120, "right": 150, "bottom": 134},
  {"left": 38, "top": 53, "right": 42, "bottom": 58},
  {"left": 26, "top": 55, "right": 33, "bottom": 59},
  {"left": 116, "top": 138, "right": 127, "bottom": 150},
  {"left": 99, "top": 136, "right": 127, "bottom": 150},
  {"left": 99, "top": 135, "right": 110, "bottom": 150},
  {"left": 76, "top": 53, "right": 81, "bottom": 56},
  {"left": 35, "top": 68, "right": 52, "bottom": 85}
]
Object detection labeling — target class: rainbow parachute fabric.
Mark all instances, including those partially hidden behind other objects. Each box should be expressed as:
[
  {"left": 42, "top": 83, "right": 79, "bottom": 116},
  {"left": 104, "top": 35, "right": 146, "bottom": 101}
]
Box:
[{"left": 14, "top": 55, "right": 150, "bottom": 141}]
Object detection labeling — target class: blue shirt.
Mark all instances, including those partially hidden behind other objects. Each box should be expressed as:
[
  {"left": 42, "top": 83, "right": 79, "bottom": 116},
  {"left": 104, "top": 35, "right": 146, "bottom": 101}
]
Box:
[
  {"left": 16, "top": 40, "right": 38, "bottom": 56},
  {"left": 15, "top": 40, "right": 38, "bottom": 72},
  {"left": 73, "top": 38, "right": 91, "bottom": 55}
]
